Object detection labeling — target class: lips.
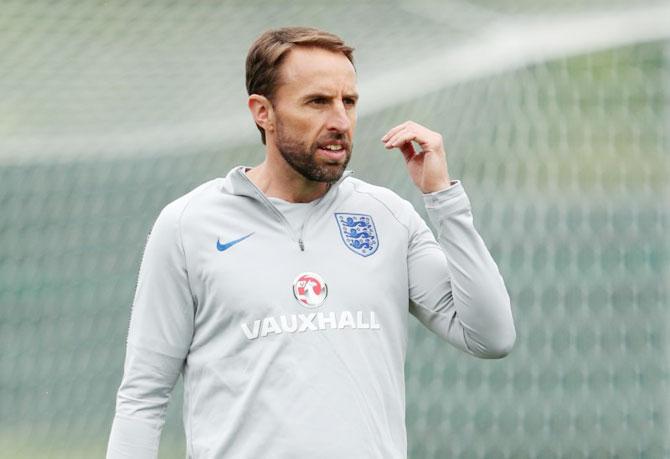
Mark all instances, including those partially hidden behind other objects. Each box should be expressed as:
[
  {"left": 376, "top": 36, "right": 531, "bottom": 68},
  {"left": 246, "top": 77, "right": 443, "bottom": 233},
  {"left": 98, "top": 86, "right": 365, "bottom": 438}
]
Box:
[
  {"left": 316, "top": 139, "right": 349, "bottom": 161},
  {"left": 317, "top": 146, "right": 347, "bottom": 161}
]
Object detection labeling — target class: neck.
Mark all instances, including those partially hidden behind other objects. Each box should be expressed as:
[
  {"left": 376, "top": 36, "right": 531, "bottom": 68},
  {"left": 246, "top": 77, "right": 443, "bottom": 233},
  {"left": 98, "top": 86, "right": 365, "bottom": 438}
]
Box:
[{"left": 245, "top": 157, "right": 331, "bottom": 203}]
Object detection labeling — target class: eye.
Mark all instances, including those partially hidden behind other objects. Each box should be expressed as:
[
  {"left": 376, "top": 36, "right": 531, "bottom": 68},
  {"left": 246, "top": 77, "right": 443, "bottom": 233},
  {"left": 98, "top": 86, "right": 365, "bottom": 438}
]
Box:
[
  {"left": 344, "top": 98, "right": 357, "bottom": 107},
  {"left": 310, "top": 97, "right": 328, "bottom": 105}
]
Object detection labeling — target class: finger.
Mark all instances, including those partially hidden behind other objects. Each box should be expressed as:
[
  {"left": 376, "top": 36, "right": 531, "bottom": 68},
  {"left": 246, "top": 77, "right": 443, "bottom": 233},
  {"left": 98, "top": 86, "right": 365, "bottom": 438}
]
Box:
[
  {"left": 380, "top": 122, "right": 410, "bottom": 142},
  {"left": 384, "top": 127, "right": 417, "bottom": 161},
  {"left": 384, "top": 128, "right": 416, "bottom": 149},
  {"left": 398, "top": 141, "right": 417, "bottom": 162},
  {"left": 389, "top": 129, "right": 442, "bottom": 156},
  {"left": 383, "top": 127, "right": 411, "bottom": 147}
]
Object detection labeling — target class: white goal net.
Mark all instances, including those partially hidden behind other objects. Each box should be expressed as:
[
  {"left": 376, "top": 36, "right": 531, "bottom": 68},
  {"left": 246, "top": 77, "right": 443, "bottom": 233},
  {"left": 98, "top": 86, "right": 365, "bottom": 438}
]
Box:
[{"left": 1, "top": 1, "right": 668, "bottom": 457}]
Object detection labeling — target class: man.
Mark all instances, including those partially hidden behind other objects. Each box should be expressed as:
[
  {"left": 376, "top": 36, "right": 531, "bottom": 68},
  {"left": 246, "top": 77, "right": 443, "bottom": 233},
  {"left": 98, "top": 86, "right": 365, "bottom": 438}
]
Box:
[{"left": 107, "top": 27, "right": 515, "bottom": 458}]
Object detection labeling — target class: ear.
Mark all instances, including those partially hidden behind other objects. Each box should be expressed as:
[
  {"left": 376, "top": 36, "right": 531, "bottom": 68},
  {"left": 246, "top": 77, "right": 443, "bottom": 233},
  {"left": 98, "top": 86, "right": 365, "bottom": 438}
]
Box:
[{"left": 248, "top": 94, "right": 275, "bottom": 133}]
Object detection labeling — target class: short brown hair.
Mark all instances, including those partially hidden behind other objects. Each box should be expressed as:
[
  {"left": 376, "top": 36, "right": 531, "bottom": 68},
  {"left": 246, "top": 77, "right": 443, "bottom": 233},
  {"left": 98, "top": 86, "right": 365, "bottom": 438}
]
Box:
[{"left": 245, "top": 27, "right": 355, "bottom": 144}]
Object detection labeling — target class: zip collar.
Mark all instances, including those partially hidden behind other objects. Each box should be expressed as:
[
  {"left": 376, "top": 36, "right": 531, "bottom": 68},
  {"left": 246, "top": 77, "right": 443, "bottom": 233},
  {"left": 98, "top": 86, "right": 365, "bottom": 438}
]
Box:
[
  {"left": 223, "top": 165, "right": 353, "bottom": 219},
  {"left": 222, "top": 166, "right": 353, "bottom": 207},
  {"left": 221, "top": 166, "right": 354, "bottom": 251}
]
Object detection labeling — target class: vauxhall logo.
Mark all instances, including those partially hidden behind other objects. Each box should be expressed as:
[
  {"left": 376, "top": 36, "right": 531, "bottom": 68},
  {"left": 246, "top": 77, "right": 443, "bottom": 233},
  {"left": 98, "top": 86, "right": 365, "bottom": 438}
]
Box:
[
  {"left": 240, "top": 271, "right": 381, "bottom": 340},
  {"left": 292, "top": 272, "right": 328, "bottom": 308}
]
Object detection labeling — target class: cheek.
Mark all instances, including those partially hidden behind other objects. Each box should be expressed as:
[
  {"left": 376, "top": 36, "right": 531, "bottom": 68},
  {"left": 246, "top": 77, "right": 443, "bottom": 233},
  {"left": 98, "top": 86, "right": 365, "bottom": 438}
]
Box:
[
  {"left": 350, "top": 114, "right": 357, "bottom": 130},
  {"left": 275, "top": 105, "right": 312, "bottom": 129},
  {"left": 293, "top": 112, "right": 322, "bottom": 133}
]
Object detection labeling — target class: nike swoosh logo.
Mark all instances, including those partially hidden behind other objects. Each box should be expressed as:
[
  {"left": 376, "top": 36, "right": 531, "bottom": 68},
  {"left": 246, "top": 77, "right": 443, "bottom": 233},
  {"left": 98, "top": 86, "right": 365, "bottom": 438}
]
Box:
[{"left": 216, "top": 232, "right": 254, "bottom": 252}]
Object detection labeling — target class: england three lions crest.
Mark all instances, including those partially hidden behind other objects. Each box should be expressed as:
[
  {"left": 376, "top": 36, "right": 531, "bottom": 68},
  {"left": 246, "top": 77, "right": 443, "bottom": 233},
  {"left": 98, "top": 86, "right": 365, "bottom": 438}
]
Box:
[{"left": 334, "top": 213, "right": 379, "bottom": 257}]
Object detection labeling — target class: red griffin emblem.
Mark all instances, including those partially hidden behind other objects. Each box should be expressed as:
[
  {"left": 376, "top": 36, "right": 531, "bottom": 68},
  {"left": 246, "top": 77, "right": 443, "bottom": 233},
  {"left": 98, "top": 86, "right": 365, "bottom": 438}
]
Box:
[{"left": 292, "top": 272, "right": 328, "bottom": 308}]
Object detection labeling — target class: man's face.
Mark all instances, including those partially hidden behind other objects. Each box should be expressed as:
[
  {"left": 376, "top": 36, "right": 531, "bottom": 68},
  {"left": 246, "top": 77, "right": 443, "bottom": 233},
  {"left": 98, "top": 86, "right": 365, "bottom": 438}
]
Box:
[{"left": 269, "top": 46, "right": 358, "bottom": 183}]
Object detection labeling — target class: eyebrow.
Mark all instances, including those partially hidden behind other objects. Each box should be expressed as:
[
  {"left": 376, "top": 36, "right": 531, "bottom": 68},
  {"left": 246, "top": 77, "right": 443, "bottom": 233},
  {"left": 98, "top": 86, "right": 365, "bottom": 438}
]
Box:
[{"left": 302, "top": 92, "right": 359, "bottom": 101}]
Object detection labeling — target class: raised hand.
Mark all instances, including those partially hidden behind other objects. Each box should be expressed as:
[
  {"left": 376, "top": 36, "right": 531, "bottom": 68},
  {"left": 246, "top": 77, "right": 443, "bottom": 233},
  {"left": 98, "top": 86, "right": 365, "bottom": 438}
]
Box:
[{"left": 381, "top": 121, "right": 451, "bottom": 193}]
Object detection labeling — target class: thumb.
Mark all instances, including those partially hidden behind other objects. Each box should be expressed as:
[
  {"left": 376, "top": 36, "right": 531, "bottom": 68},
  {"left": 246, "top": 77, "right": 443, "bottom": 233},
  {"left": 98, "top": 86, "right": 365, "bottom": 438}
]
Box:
[{"left": 399, "top": 141, "right": 417, "bottom": 163}]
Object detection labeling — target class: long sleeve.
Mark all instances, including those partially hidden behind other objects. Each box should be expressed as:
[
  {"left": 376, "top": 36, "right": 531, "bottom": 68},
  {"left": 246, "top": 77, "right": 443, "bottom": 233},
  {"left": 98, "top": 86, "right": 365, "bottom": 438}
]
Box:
[
  {"left": 408, "top": 181, "right": 516, "bottom": 358},
  {"left": 107, "top": 201, "right": 196, "bottom": 458}
]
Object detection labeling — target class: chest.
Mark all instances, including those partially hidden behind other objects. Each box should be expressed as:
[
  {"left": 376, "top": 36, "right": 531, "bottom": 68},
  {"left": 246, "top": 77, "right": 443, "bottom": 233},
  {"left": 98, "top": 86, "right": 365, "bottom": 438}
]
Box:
[{"left": 182, "top": 201, "right": 411, "bottom": 351}]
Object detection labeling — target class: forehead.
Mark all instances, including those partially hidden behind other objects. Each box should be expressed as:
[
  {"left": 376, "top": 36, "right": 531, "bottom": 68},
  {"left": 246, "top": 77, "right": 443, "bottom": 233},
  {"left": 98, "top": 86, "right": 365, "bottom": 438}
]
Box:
[{"left": 277, "top": 46, "right": 357, "bottom": 96}]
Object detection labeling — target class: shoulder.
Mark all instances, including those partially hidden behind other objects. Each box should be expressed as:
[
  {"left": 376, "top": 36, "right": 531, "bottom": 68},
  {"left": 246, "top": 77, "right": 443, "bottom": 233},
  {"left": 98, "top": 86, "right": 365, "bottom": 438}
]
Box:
[
  {"left": 343, "top": 177, "right": 408, "bottom": 207},
  {"left": 153, "top": 178, "right": 223, "bottom": 232},
  {"left": 341, "top": 176, "right": 419, "bottom": 231}
]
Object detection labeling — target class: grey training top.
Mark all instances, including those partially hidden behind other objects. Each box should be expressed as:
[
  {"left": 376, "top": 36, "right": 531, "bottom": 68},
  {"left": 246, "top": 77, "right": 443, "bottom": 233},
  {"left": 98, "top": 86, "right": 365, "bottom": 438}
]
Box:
[{"left": 107, "top": 166, "right": 516, "bottom": 458}]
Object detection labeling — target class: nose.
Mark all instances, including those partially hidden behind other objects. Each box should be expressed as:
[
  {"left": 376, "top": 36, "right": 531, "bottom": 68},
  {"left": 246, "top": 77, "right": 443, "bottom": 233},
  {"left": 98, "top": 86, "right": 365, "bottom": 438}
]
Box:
[{"left": 326, "top": 101, "right": 352, "bottom": 132}]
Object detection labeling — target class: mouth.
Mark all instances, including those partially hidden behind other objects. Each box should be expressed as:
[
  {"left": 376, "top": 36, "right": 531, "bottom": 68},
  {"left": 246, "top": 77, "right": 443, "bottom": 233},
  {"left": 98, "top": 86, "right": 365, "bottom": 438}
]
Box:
[{"left": 317, "top": 143, "right": 348, "bottom": 161}]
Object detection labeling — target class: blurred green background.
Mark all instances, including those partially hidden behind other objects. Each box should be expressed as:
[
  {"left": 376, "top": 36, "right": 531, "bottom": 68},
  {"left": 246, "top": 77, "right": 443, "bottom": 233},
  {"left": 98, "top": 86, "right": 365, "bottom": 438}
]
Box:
[{"left": 0, "top": 1, "right": 668, "bottom": 458}]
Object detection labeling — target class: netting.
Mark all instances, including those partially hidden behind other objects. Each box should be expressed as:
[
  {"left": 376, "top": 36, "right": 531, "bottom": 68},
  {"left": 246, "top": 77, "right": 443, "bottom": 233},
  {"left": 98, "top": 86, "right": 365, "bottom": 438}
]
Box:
[{"left": 0, "top": 1, "right": 668, "bottom": 458}]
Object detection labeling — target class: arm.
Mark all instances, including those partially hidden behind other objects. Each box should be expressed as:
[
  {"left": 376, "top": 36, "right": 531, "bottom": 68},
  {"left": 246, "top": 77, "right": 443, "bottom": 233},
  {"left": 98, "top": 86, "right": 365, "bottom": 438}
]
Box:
[
  {"left": 107, "top": 201, "right": 196, "bottom": 458},
  {"left": 407, "top": 182, "right": 516, "bottom": 358},
  {"left": 383, "top": 121, "right": 515, "bottom": 358},
  {"left": 107, "top": 348, "right": 184, "bottom": 458}
]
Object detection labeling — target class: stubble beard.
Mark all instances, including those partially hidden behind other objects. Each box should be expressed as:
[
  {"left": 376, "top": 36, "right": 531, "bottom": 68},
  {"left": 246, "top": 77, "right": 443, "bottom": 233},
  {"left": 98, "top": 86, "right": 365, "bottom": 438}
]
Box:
[{"left": 275, "top": 118, "right": 352, "bottom": 184}]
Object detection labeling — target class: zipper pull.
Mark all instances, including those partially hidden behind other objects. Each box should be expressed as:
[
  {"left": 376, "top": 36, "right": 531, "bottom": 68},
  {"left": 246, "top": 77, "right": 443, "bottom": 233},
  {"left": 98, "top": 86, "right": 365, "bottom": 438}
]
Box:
[{"left": 299, "top": 239, "right": 305, "bottom": 251}]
